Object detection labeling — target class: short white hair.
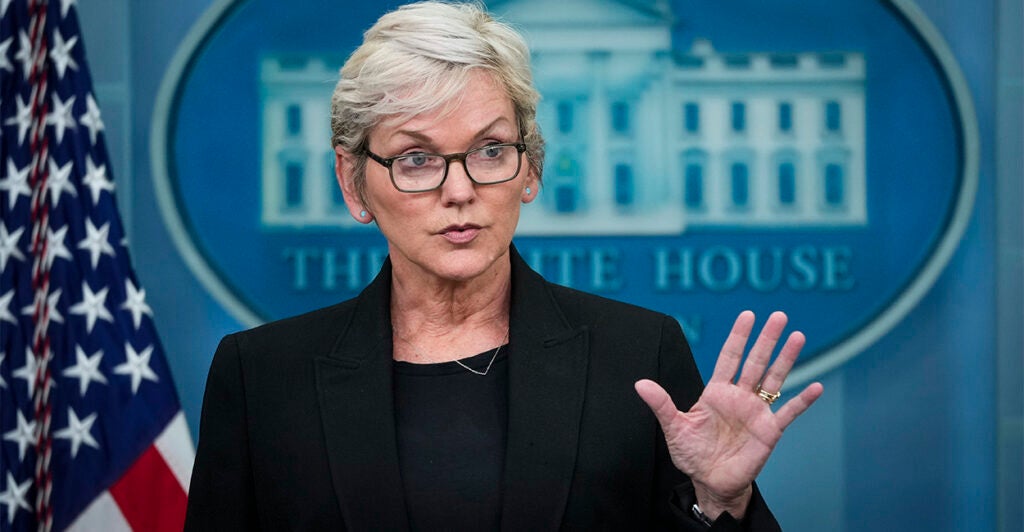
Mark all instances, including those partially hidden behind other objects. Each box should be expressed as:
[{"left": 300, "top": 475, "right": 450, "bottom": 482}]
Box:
[{"left": 330, "top": 1, "right": 545, "bottom": 200}]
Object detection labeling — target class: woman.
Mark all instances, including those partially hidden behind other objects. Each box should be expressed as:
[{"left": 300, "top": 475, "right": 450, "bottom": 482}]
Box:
[{"left": 185, "top": 2, "right": 823, "bottom": 530}]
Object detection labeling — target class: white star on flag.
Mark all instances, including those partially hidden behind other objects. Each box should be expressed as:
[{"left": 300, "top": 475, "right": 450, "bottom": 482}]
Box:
[
  {"left": 0, "top": 472, "right": 31, "bottom": 524},
  {"left": 11, "top": 347, "right": 42, "bottom": 400},
  {"left": 0, "top": 158, "right": 31, "bottom": 209},
  {"left": 46, "top": 156, "right": 77, "bottom": 207},
  {"left": 0, "top": 289, "right": 17, "bottom": 325},
  {"left": 54, "top": 407, "right": 100, "bottom": 458},
  {"left": 21, "top": 287, "right": 64, "bottom": 325},
  {"left": 69, "top": 281, "right": 114, "bottom": 333},
  {"left": 0, "top": 0, "right": 10, "bottom": 17},
  {"left": 59, "top": 0, "right": 76, "bottom": 18},
  {"left": 0, "top": 222, "right": 25, "bottom": 270},
  {"left": 77, "top": 218, "right": 115, "bottom": 269},
  {"left": 46, "top": 93, "right": 77, "bottom": 144},
  {"left": 2, "top": 410, "right": 36, "bottom": 461},
  {"left": 114, "top": 343, "right": 159, "bottom": 394},
  {"left": 49, "top": 29, "right": 78, "bottom": 79},
  {"left": 44, "top": 225, "right": 74, "bottom": 269},
  {"left": 0, "top": 352, "right": 6, "bottom": 388},
  {"left": 0, "top": 36, "right": 12, "bottom": 72},
  {"left": 79, "top": 93, "right": 105, "bottom": 145},
  {"left": 82, "top": 155, "right": 114, "bottom": 204},
  {"left": 121, "top": 279, "right": 153, "bottom": 330},
  {"left": 2, "top": 94, "right": 30, "bottom": 146},
  {"left": 62, "top": 346, "right": 108, "bottom": 396}
]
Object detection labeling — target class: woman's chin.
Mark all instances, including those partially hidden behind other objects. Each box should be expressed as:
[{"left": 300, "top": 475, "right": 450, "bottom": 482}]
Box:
[{"left": 418, "top": 249, "right": 509, "bottom": 284}]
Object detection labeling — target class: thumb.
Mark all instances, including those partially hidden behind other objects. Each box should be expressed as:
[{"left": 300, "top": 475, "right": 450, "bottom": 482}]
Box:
[{"left": 635, "top": 379, "right": 680, "bottom": 431}]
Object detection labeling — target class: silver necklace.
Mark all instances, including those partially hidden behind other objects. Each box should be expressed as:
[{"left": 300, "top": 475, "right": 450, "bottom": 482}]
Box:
[
  {"left": 398, "top": 328, "right": 509, "bottom": 376},
  {"left": 454, "top": 342, "right": 504, "bottom": 376}
]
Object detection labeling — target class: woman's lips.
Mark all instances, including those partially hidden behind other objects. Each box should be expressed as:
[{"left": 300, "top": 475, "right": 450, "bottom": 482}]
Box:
[{"left": 440, "top": 224, "right": 481, "bottom": 244}]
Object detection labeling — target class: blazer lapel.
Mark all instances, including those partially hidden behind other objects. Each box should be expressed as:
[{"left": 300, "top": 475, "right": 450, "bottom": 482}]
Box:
[
  {"left": 314, "top": 261, "right": 410, "bottom": 531},
  {"left": 312, "top": 249, "right": 589, "bottom": 530},
  {"left": 501, "top": 248, "right": 590, "bottom": 530}
]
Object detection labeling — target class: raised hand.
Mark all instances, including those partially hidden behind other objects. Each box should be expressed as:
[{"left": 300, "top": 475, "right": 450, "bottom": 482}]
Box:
[{"left": 635, "top": 311, "right": 824, "bottom": 520}]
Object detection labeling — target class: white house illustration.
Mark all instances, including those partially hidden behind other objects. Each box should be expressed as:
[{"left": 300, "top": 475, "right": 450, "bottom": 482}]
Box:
[{"left": 259, "top": 0, "right": 867, "bottom": 234}]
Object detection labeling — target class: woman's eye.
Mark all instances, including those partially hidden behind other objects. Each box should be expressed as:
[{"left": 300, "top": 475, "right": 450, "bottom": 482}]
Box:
[
  {"left": 481, "top": 145, "right": 504, "bottom": 158},
  {"left": 401, "top": 153, "right": 430, "bottom": 167}
]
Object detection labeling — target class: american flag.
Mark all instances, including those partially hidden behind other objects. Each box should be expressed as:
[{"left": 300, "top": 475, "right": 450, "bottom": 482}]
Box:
[{"left": 0, "top": 0, "right": 193, "bottom": 530}]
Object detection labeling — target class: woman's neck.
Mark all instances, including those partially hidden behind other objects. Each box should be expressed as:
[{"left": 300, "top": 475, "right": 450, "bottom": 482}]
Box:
[{"left": 389, "top": 257, "right": 512, "bottom": 363}]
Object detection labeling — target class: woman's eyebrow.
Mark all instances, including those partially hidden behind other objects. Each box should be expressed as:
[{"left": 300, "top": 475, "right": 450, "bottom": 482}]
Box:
[{"left": 387, "top": 116, "right": 516, "bottom": 148}]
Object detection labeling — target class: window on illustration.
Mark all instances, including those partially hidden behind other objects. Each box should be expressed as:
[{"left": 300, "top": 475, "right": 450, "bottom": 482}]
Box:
[
  {"left": 615, "top": 164, "right": 634, "bottom": 206},
  {"left": 285, "top": 161, "right": 304, "bottom": 208}
]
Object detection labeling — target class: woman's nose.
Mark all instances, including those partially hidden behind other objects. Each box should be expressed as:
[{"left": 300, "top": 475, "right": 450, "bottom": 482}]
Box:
[{"left": 440, "top": 159, "right": 476, "bottom": 205}]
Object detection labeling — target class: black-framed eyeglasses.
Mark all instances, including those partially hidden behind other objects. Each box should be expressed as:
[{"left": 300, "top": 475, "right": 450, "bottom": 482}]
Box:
[{"left": 365, "top": 142, "right": 527, "bottom": 193}]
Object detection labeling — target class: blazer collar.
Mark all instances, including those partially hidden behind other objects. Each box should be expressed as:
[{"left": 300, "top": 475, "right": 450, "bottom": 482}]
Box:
[
  {"left": 314, "top": 247, "right": 590, "bottom": 530},
  {"left": 501, "top": 246, "right": 590, "bottom": 530},
  {"left": 315, "top": 260, "right": 410, "bottom": 530}
]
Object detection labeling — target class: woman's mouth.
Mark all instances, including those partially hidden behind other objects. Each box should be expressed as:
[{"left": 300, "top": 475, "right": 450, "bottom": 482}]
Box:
[{"left": 439, "top": 224, "right": 481, "bottom": 244}]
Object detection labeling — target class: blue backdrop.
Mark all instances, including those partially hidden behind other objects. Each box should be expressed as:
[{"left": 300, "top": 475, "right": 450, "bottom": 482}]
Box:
[{"left": 77, "top": 0, "right": 1008, "bottom": 530}]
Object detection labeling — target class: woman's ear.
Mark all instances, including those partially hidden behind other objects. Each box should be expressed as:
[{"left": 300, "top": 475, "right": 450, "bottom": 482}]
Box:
[
  {"left": 335, "top": 146, "right": 373, "bottom": 223},
  {"left": 521, "top": 166, "right": 539, "bottom": 204}
]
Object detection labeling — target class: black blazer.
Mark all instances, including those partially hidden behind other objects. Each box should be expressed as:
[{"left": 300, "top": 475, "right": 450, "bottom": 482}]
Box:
[{"left": 185, "top": 248, "right": 780, "bottom": 531}]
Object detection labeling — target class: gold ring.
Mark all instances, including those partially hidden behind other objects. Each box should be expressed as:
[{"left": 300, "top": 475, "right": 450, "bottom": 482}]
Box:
[{"left": 756, "top": 385, "right": 781, "bottom": 405}]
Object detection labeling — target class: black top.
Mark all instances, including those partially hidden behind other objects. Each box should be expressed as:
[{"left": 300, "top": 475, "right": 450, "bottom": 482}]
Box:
[
  {"left": 185, "top": 247, "right": 780, "bottom": 531},
  {"left": 393, "top": 346, "right": 510, "bottom": 531}
]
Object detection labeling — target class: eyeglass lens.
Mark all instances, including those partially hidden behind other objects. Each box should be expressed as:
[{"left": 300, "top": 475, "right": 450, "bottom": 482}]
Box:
[{"left": 391, "top": 144, "right": 521, "bottom": 191}]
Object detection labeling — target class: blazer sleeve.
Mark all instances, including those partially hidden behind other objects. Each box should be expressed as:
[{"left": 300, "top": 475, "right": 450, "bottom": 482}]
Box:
[
  {"left": 184, "top": 334, "right": 259, "bottom": 531},
  {"left": 653, "top": 315, "right": 782, "bottom": 532}
]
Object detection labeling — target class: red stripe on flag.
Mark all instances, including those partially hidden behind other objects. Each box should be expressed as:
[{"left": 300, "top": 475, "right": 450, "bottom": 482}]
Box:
[{"left": 109, "top": 446, "right": 187, "bottom": 531}]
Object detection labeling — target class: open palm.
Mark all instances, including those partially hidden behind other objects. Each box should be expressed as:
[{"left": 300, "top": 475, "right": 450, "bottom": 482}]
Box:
[{"left": 636, "top": 311, "right": 824, "bottom": 518}]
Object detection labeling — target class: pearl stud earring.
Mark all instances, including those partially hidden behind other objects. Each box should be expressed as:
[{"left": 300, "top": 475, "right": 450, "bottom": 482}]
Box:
[{"left": 525, "top": 187, "right": 531, "bottom": 195}]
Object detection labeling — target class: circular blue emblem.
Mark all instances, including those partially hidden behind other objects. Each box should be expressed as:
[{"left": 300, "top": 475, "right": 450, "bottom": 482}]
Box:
[{"left": 151, "top": 0, "right": 977, "bottom": 384}]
